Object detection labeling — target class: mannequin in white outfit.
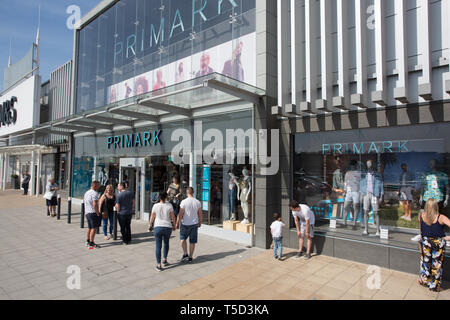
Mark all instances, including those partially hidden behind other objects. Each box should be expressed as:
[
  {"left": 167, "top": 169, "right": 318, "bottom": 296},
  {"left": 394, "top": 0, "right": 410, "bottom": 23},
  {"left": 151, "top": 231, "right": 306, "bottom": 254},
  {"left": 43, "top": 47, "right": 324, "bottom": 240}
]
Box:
[{"left": 239, "top": 169, "right": 252, "bottom": 224}]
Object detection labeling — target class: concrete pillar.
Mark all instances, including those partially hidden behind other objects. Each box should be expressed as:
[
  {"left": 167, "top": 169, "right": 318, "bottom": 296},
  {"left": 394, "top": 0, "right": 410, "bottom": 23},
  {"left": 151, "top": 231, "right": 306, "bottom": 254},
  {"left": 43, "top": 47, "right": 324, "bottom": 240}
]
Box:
[
  {"left": 36, "top": 151, "right": 42, "bottom": 197},
  {"left": 30, "top": 151, "right": 36, "bottom": 196}
]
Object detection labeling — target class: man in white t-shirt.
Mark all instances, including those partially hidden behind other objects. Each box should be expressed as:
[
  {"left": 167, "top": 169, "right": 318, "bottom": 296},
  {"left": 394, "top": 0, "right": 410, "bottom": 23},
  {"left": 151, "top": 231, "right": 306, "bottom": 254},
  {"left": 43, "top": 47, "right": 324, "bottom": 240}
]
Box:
[
  {"left": 176, "top": 187, "right": 202, "bottom": 262},
  {"left": 84, "top": 181, "right": 101, "bottom": 249},
  {"left": 290, "top": 200, "right": 315, "bottom": 260}
]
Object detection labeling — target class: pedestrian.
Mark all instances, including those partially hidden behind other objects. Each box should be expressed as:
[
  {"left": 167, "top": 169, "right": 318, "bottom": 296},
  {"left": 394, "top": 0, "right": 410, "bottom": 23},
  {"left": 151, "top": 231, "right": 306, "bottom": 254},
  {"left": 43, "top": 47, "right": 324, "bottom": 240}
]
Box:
[
  {"left": 84, "top": 181, "right": 101, "bottom": 249},
  {"left": 99, "top": 184, "right": 116, "bottom": 240},
  {"left": 176, "top": 187, "right": 202, "bottom": 262},
  {"left": 270, "top": 213, "right": 285, "bottom": 260},
  {"left": 167, "top": 176, "right": 181, "bottom": 218},
  {"left": 115, "top": 182, "right": 135, "bottom": 245},
  {"left": 149, "top": 191, "right": 176, "bottom": 272},
  {"left": 45, "top": 179, "right": 59, "bottom": 217},
  {"left": 290, "top": 200, "right": 315, "bottom": 260},
  {"left": 21, "top": 172, "right": 30, "bottom": 195},
  {"left": 418, "top": 199, "right": 450, "bottom": 292}
]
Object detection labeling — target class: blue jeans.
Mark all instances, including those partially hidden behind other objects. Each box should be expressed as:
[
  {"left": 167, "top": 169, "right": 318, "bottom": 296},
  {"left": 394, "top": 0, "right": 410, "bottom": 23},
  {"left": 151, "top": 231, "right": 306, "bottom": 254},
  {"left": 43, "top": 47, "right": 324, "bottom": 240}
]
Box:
[
  {"left": 102, "top": 212, "right": 114, "bottom": 236},
  {"left": 273, "top": 237, "right": 282, "bottom": 258},
  {"left": 154, "top": 227, "right": 172, "bottom": 265}
]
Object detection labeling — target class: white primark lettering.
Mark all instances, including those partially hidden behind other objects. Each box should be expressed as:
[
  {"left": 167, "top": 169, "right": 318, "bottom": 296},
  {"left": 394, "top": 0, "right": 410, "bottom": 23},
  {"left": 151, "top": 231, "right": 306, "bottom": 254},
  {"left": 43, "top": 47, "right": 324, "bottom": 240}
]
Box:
[{"left": 180, "top": 304, "right": 215, "bottom": 318}]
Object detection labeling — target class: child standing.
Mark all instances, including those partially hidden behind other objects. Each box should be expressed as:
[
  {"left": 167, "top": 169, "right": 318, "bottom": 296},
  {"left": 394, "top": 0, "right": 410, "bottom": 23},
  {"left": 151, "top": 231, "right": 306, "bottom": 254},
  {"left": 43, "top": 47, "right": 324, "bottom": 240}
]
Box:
[{"left": 270, "top": 213, "right": 285, "bottom": 260}]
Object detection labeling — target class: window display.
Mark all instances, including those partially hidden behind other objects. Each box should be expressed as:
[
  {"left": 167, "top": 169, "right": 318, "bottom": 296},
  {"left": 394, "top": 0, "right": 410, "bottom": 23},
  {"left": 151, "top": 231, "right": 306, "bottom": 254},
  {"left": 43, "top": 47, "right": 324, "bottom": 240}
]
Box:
[{"left": 293, "top": 123, "right": 450, "bottom": 244}]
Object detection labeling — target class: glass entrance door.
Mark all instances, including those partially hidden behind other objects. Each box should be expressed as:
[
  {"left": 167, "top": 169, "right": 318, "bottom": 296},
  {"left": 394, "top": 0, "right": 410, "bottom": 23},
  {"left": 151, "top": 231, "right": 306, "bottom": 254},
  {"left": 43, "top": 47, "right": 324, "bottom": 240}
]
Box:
[{"left": 119, "top": 158, "right": 146, "bottom": 221}]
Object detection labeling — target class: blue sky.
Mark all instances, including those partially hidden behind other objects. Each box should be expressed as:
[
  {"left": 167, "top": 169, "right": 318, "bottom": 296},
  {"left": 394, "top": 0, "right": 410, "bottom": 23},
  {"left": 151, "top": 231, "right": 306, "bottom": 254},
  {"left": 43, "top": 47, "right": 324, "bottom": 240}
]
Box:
[{"left": 0, "top": 0, "right": 96, "bottom": 91}]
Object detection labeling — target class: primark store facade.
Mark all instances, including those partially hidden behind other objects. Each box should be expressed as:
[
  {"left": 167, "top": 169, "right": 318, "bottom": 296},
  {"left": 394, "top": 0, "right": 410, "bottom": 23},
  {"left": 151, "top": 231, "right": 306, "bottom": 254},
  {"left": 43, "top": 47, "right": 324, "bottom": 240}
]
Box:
[{"left": 57, "top": 0, "right": 450, "bottom": 276}]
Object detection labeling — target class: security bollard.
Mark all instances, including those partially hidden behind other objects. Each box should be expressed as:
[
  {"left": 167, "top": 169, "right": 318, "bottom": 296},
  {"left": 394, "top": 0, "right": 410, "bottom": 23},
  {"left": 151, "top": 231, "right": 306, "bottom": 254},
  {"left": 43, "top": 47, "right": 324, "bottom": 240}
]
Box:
[
  {"left": 67, "top": 197, "right": 72, "bottom": 224},
  {"left": 57, "top": 194, "right": 61, "bottom": 220},
  {"left": 113, "top": 207, "right": 118, "bottom": 240},
  {"left": 80, "top": 201, "right": 85, "bottom": 229}
]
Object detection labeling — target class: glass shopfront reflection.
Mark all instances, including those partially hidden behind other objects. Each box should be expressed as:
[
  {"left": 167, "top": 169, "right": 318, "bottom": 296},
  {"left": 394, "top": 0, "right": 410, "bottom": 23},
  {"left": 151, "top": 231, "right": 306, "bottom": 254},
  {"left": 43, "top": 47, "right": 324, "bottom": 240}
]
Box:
[
  {"left": 76, "top": 0, "right": 256, "bottom": 113},
  {"left": 293, "top": 123, "right": 450, "bottom": 245}
]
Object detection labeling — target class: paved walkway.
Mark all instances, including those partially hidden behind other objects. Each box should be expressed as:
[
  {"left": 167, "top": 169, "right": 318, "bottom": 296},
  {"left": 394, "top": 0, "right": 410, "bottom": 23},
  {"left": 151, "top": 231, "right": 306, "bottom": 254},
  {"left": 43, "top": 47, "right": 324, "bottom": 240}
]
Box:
[
  {"left": 1, "top": 190, "right": 449, "bottom": 300},
  {"left": 0, "top": 190, "right": 262, "bottom": 300},
  {"left": 153, "top": 249, "right": 450, "bottom": 300}
]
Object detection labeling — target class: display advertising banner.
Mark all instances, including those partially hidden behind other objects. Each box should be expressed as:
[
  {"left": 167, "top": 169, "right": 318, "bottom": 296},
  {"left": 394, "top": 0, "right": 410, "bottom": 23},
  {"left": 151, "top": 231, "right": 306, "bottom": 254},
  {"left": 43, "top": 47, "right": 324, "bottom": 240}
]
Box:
[
  {"left": 76, "top": 0, "right": 256, "bottom": 113},
  {"left": 0, "top": 75, "right": 40, "bottom": 137}
]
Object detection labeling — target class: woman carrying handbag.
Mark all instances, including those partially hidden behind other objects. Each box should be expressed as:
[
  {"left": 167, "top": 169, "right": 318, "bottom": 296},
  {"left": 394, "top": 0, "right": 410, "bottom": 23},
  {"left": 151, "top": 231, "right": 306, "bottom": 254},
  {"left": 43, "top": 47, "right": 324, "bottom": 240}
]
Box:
[{"left": 99, "top": 185, "right": 116, "bottom": 240}]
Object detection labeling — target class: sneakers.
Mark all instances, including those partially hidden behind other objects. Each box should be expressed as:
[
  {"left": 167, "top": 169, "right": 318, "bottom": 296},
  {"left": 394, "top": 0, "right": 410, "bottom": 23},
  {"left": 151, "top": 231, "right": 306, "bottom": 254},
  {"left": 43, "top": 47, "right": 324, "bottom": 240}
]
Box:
[
  {"left": 188, "top": 257, "right": 193, "bottom": 263},
  {"left": 411, "top": 234, "right": 422, "bottom": 242},
  {"left": 362, "top": 230, "right": 369, "bottom": 236},
  {"left": 274, "top": 255, "right": 279, "bottom": 260},
  {"left": 400, "top": 215, "right": 406, "bottom": 220},
  {"left": 155, "top": 265, "right": 163, "bottom": 272},
  {"left": 295, "top": 251, "right": 303, "bottom": 259},
  {"left": 163, "top": 260, "right": 170, "bottom": 267},
  {"left": 89, "top": 242, "right": 100, "bottom": 249},
  {"left": 304, "top": 253, "right": 311, "bottom": 260},
  {"left": 180, "top": 254, "right": 189, "bottom": 262},
  {"left": 85, "top": 240, "right": 90, "bottom": 247},
  {"left": 405, "top": 216, "right": 412, "bottom": 222}
]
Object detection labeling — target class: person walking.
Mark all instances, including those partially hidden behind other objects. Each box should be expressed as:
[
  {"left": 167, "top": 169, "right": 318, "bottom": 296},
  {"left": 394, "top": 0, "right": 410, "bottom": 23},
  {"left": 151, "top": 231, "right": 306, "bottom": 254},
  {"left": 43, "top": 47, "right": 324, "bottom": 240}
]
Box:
[
  {"left": 99, "top": 184, "right": 116, "bottom": 240},
  {"left": 418, "top": 199, "right": 450, "bottom": 292},
  {"left": 115, "top": 182, "right": 135, "bottom": 245},
  {"left": 149, "top": 192, "right": 176, "bottom": 272},
  {"left": 84, "top": 181, "right": 101, "bottom": 249},
  {"left": 176, "top": 187, "right": 202, "bottom": 262},
  {"left": 270, "top": 213, "right": 285, "bottom": 260},
  {"left": 45, "top": 179, "right": 59, "bottom": 217},
  {"left": 21, "top": 172, "right": 30, "bottom": 195},
  {"left": 290, "top": 200, "right": 315, "bottom": 260}
]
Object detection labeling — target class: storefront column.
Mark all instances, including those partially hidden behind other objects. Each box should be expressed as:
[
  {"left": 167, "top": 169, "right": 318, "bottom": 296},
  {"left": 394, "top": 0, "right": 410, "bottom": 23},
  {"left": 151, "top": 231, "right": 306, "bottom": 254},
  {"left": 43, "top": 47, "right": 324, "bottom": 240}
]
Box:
[
  {"left": 0, "top": 154, "right": 4, "bottom": 191},
  {"left": 189, "top": 152, "right": 197, "bottom": 197},
  {"left": 30, "top": 151, "right": 36, "bottom": 196},
  {"left": 93, "top": 156, "right": 98, "bottom": 182},
  {"left": 36, "top": 151, "right": 42, "bottom": 197},
  {"left": 3, "top": 154, "right": 9, "bottom": 191}
]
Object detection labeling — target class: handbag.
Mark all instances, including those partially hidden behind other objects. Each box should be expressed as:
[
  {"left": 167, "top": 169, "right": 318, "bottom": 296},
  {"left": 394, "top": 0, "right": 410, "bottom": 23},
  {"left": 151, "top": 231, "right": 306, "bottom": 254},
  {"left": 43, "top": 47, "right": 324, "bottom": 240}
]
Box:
[
  {"left": 43, "top": 192, "right": 53, "bottom": 200},
  {"left": 100, "top": 196, "right": 109, "bottom": 219}
]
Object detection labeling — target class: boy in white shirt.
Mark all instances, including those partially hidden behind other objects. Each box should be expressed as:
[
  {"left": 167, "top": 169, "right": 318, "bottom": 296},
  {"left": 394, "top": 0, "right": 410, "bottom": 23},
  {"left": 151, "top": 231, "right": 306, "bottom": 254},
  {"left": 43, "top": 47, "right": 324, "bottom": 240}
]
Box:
[
  {"left": 270, "top": 213, "right": 285, "bottom": 260},
  {"left": 290, "top": 200, "right": 315, "bottom": 260}
]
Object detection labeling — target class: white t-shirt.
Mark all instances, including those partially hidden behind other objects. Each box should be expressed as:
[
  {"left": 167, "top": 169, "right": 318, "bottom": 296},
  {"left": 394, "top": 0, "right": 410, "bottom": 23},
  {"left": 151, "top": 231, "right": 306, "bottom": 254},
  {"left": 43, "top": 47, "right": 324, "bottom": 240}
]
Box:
[
  {"left": 270, "top": 220, "right": 285, "bottom": 238},
  {"left": 84, "top": 189, "right": 99, "bottom": 214},
  {"left": 152, "top": 202, "right": 174, "bottom": 228},
  {"left": 180, "top": 197, "right": 201, "bottom": 226},
  {"left": 292, "top": 204, "right": 315, "bottom": 226}
]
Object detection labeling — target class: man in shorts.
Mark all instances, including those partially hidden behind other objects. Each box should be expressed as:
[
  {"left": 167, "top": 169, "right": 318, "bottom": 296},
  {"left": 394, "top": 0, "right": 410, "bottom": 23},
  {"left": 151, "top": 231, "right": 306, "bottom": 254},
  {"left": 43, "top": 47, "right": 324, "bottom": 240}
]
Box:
[
  {"left": 176, "top": 187, "right": 202, "bottom": 262},
  {"left": 84, "top": 181, "right": 101, "bottom": 249},
  {"left": 399, "top": 163, "right": 414, "bottom": 221},
  {"left": 290, "top": 200, "right": 315, "bottom": 260}
]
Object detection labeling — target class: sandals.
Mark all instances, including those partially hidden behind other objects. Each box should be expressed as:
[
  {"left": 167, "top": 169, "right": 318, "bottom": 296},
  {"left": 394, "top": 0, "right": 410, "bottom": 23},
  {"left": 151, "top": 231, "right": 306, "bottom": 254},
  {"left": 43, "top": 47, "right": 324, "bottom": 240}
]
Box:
[{"left": 417, "top": 279, "right": 428, "bottom": 288}]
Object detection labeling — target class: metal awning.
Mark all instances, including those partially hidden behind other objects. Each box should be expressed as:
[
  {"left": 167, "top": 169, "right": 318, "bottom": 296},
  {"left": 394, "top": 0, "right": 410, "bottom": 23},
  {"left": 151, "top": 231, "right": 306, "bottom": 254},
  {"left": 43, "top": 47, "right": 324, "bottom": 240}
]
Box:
[{"left": 34, "top": 73, "right": 265, "bottom": 135}]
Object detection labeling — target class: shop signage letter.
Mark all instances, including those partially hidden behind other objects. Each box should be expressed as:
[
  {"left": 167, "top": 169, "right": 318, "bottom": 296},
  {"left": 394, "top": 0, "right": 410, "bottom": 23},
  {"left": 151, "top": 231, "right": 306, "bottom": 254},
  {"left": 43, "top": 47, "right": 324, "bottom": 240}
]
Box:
[{"left": 0, "top": 96, "right": 18, "bottom": 128}]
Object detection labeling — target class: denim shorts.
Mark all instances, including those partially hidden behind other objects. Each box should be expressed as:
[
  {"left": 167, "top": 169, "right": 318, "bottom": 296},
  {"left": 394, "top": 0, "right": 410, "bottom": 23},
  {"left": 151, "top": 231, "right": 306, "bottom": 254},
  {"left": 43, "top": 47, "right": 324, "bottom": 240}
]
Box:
[
  {"left": 180, "top": 224, "right": 199, "bottom": 244},
  {"left": 86, "top": 212, "right": 102, "bottom": 229}
]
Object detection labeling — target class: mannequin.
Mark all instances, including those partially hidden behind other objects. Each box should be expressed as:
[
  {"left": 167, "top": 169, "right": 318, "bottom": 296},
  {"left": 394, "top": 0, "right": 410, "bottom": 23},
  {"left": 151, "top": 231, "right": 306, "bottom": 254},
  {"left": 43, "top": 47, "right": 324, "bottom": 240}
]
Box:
[
  {"left": 361, "top": 160, "right": 384, "bottom": 236},
  {"left": 238, "top": 169, "right": 252, "bottom": 224},
  {"left": 228, "top": 171, "right": 240, "bottom": 221},
  {"left": 332, "top": 156, "right": 345, "bottom": 197},
  {"left": 420, "top": 159, "right": 449, "bottom": 210},
  {"left": 343, "top": 160, "right": 361, "bottom": 229},
  {"left": 98, "top": 167, "right": 108, "bottom": 186}
]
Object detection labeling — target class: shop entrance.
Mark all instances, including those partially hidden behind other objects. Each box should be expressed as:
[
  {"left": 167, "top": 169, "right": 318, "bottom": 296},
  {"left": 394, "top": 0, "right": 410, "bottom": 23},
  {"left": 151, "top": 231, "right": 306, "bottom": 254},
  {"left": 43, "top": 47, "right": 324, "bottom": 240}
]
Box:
[{"left": 119, "top": 158, "right": 146, "bottom": 220}]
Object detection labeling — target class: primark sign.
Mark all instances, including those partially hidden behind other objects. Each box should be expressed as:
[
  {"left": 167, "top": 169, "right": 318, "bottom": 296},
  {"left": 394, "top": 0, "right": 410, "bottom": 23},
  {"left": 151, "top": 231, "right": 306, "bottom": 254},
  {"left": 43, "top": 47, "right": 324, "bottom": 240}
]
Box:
[
  {"left": 322, "top": 141, "right": 409, "bottom": 155},
  {"left": 113, "top": 0, "right": 253, "bottom": 65},
  {"left": 0, "top": 96, "right": 18, "bottom": 127}
]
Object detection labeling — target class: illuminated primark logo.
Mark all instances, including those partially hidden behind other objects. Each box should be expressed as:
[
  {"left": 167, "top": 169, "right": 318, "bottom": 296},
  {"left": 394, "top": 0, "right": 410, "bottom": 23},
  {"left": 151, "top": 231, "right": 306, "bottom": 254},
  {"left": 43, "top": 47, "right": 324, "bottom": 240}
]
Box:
[
  {"left": 107, "top": 130, "right": 162, "bottom": 149},
  {"left": 114, "top": 0, "right": 239, "bottom": 64},
  {"left": 322, "top": 141, "right": 409, "bottom": 155}
]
